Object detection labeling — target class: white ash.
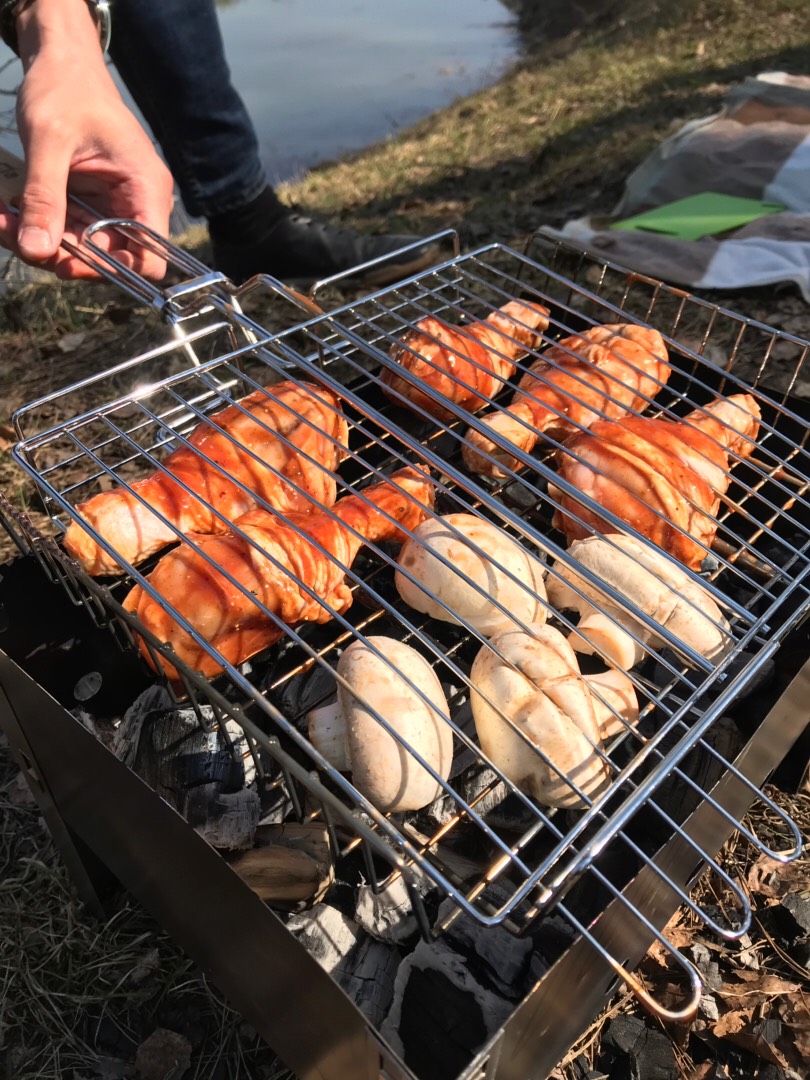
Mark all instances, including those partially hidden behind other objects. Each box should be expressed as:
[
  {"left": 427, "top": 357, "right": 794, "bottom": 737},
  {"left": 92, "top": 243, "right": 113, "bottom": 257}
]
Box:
[
  {"left": 355, "top": 874, "right": 425, "bottom": 944},
  {"left": 284, "top": 901, "right": 406, "bottom": 1028},
  {"left": 286, "top": 902, "right": 360, "bottom": 975},
  {"left": 71, "top": 706, "right": 109, "bottom": 744},
  {"left": 698, "top": 994, "right": 720, "bottom": 1022},
  {"left": 112, "top": 684, "right": 257, "bottom": 786},
  {"left": 688, "top": 943, "right": 722, "bottom": 993},
  {"left": 109, "top": 683, "right": 260, "bottom": 849}
]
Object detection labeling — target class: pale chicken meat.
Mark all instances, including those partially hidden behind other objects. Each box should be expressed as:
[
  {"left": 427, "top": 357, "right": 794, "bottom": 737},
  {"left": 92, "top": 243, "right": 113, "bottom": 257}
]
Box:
[
  {"left": 64, "top": 381, "right": 350, "bottom": 576},
  {"left": 124, "top": 467, "right": 435, "bottom": 682},
  {"left": 382, "top": 300, "right": 550, "bottom": 421},
  {"left": 463, "top": 323, "right": 670, "bottom": 478},
  {"left": 470, "top": 626, "right": 638, "bottom": 808},
  {"left": 551, "top": 394, "right": 761, "bottom": 570},
  {"left": 546, "top": 533, "right": 733, "bottom": 669}
]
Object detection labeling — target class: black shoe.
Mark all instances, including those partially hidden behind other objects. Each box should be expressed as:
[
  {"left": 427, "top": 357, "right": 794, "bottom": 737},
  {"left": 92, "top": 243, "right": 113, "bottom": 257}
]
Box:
[{"left": 211, "top": 211, "right": 440, "bottom": 287}]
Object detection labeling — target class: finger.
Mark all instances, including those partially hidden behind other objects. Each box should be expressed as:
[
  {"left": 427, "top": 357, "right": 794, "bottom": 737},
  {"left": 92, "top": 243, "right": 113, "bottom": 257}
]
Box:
[
  {"left": 65, "top": 218, "right": 168, "bottom": 282},
  {"left": 17, "top": 136, "right": 71, "bottom": 263}
]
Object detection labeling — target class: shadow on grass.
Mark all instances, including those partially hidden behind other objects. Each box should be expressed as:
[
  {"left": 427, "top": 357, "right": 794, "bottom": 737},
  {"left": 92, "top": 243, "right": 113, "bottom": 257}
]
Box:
[{"left": 337, "top": 39, "right": 810, "bottom": 244}]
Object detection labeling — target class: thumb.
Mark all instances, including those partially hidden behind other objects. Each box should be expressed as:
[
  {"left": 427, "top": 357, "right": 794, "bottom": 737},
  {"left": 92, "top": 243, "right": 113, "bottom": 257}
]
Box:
[{"left": 17, "top": 138, "right": 70, "bottom": 263}]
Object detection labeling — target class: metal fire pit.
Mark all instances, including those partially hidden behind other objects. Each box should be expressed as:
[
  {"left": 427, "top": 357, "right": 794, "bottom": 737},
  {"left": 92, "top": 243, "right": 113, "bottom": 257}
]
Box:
[{"left": 1, "top": 229, "right": 809, "bottom": 1080}]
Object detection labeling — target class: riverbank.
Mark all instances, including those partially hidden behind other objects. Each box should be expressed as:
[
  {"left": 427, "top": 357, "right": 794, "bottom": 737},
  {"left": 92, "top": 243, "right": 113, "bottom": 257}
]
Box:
[{"left": 1, "top": 1, "right": 809, "bottom": 1077}]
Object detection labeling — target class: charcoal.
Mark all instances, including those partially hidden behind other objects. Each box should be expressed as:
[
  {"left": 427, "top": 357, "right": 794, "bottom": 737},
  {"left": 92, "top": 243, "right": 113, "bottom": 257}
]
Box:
[
  {"left": 527, "top": 913, "right": 578, "bottom": 967},
  {"left": 698, "top": 994, "right": 720, "bottom": 1022},
  {"left": 73, "top": 669, "right": 104, "bottom": 703},
  {"left": 764, "top": 889, "right": 810, "bottom": 941},
  {"left": 780, "top": 890, "right": 810, "bottom": 937},
  {"left": 187, "top": 786, "right": 260, "bottom": 851},
  {"left": 335, "top": 936, "right": 400, "bottom": 1029},
  {"left": 381, "top": 938, "right": 513, "bottom": 1080},
  {"left": 355, "top": 875, "right": 422, "bottom": 944},
  {"left": 256, "top": 781, "right": 294, "bottom": 826},
  {"left": 758, "top": 1065, "right": 801, "bottom": 1080},
  {"left": 599, "top": 1015, "right": 678, "bottom": 1080},
  {"left": 438, "top": 896, "right": 533, "bottom": 999},
  {"left": 286, "top": 903, "right": 359, "bottom": 974},
  {"left": 688, "top": 943, "right": 723, "bottom": 992},
  {"left": 752, "top": 1017, "right": 782, "bottom": 1044},
  {"left": 415, "top": 762, "right": 514, "bottom": 831},
  {"left": 788, "top": 937, "right": 810, "bottom": 970},
  {"left": 527, "top": 950, "right": 550, "bottom": 983},
  {"left": 115, "top": 684, "right": 259, "bottom": 849}
]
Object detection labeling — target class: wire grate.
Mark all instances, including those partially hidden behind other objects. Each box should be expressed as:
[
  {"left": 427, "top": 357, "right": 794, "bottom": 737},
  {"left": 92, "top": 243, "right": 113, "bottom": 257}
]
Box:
[{"left": 7, "top": 233, "right": 810, "bottom": 1018}]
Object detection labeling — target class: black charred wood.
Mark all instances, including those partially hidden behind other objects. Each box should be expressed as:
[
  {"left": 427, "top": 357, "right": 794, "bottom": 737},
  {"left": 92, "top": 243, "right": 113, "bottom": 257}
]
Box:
[
  {"left": 599, "top": 1015, "right": 679, "bottom": 1080},
  {"left": 764, "top": 889, "right": 810, "bottom": 941},
  {"left": 381, "top": 939, "right": 513, "bottom": 1080}
]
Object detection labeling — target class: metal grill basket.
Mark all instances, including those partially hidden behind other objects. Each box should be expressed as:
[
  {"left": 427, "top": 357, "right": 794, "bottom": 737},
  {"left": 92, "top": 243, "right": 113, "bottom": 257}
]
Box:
[{"left": 7, "top": 228, "right": 810, "bottom": 1020}]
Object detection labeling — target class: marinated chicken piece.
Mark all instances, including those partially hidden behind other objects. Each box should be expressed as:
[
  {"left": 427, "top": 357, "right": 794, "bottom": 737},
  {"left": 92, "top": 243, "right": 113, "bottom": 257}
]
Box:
[
  {"left": 65, "top": 381, "right": 349, "bottom": 576},
  {"left": 551, "top": 394, "right": 761, "bottom": 570},
  {"left": 546, "top": 533, "right": 733, "bottom": 669},
  {"left": 124, "top": 467, "right": 435, "bottom": 682},
  {"left": 470, "top": 626, "right": 638, "bottom": 809},
  {"left": 463, "top": 323, "right": 669, "bottom": 478},
  {"left": 382, "top": 300, "right": 549, "bottom": 421}
]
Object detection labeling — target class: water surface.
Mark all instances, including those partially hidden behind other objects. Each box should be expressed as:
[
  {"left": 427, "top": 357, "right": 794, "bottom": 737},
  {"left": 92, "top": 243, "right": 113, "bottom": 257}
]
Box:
[
  {"left": 214, "top": 0, "right": 518, "bottom": 183},
  {"left": 0, "top": 0, "right": 516, "bottom": 246}
]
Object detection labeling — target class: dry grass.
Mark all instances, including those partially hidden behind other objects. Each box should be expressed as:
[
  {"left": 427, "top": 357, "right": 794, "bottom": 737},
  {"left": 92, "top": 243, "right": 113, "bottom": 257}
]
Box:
[{"left": 0, "top": 741, "right": 294, "bottom": 1079}]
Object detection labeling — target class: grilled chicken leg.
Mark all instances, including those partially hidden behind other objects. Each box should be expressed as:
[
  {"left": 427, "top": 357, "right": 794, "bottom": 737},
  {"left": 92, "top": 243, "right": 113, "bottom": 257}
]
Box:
[
  {"left": 124, "top": 467, "right": 435, "bottom": 682},
  {"left": 551, "top": 393, "right": 761, "bottom": 569},
  {"left": 463, "top": 324, "right": 669, "bottom": 478},
  {"left": 382, "top": 300, "right": 550, "bottom": 421},
  {"left": 65, "top": 381, "right": 349, "bottom": 576}
]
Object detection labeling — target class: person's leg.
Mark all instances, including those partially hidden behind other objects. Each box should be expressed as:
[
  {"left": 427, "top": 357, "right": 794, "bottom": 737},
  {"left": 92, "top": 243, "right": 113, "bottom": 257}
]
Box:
[
  {"left": 108, "top": 0, "right": 274, "bottom": 220},
  {"left": 109, "top": 0, "right": 439, "bottom": 285}
]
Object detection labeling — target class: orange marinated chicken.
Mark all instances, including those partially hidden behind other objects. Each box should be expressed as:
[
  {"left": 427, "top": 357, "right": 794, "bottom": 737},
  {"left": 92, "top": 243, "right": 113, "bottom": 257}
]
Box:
[
  {"left": 551, "top": 394, "right": 761, "bottom": 570},
  {"left": 124, "top": 466, "right": 435, "bottom": 681},
  {"left": 463, "top": 323, "right": 670, "bottom": 478},
  {"left": 382, "top": 300, "right": 549, "bottom": 421},
  {"left": 64, "top": 381, "right": 349, "bottom": 576}
]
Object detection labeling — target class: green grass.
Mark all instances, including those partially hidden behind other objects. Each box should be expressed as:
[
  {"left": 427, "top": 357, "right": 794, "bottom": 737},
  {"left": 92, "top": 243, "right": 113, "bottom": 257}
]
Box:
[{"left": 281, "top": 0, "right": 809, "bottom": 246}]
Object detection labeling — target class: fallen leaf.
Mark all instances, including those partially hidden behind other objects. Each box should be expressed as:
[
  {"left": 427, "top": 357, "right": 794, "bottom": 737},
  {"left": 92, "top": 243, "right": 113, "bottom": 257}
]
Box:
[
  {"left": 778, "top": 996, "right": 810, "bottom": 1068},
  {"left": 717, "top": 972, "right": 801, "bottom": 1011},
  {"left": 684, "top": 1064, "right": 731, "bottom": 1080},
  {"left": 747, "top": 854, "right": 809, "bottom": 899},
  {"left": 645, "top": 910, "right": 698, "bottom": 966},
  {"left": 722, "top": 1028, "right": 791, "bottom": 1067},
  {"left": 134, "top": 1028, "right": 192, "bottom": 1080},
  {"left": 713, "top": 1009, "right": 750, "bottom": 1039}
]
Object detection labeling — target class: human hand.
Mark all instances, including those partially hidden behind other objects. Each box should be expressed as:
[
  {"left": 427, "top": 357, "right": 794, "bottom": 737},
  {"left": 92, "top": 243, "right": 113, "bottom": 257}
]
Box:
[{"left": 0, "top": 0, "right": 174, "bottom": 280}]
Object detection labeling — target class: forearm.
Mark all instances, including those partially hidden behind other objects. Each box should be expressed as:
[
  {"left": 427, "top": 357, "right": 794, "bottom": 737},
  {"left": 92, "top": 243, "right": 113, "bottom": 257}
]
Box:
[{"left": 5, "top": 0, "right": 104, "bottom": 68}]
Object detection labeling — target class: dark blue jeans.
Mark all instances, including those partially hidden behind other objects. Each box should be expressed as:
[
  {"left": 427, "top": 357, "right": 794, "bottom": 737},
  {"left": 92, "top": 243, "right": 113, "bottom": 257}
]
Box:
[{"left": 108, "top": 0, "right": 266, "bottom": 220}]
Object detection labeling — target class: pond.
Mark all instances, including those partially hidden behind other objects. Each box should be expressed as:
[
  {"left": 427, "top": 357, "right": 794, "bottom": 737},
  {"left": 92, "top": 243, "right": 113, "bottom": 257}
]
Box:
[
  {"left": 212, "top": 0, "right": 519, "bottom": 183},
  {"left": 0, "top": 0, "right": 518, "bottom": 188}
]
